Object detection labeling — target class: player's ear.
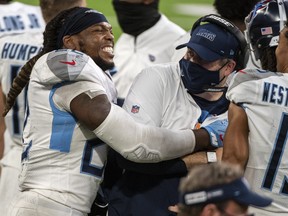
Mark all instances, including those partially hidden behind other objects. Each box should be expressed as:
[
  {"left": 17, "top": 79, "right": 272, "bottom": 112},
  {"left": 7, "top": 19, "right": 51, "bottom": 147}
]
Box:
[
  {"left": 62, "top": 35, "right": 78, "bottom": 50},
  {"left": 199, "top": 203, "right": 220, "bottom": 216},
  {"left": 224, "top": 60, "right": 237, "bottom": 76}
]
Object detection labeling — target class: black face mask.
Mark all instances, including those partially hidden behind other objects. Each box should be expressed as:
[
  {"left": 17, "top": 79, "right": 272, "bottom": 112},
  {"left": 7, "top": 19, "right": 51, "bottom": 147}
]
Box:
[
  {"left": 112, "top": 0, "right": 161, "bottom": 37},
  {"left": 179, "top": 58, "right": 227, "bottom": 94}
]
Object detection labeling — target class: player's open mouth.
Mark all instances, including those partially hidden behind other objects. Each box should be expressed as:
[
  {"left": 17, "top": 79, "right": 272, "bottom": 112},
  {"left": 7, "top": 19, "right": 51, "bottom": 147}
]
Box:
[{"left": 103, "top": 46, "right": 113, "bottom": 55}]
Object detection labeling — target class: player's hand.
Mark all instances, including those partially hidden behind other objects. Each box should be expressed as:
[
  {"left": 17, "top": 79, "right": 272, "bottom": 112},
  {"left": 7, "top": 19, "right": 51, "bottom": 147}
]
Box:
[{"left": 201, "top": 119, "right": 228, "bottom": 148}]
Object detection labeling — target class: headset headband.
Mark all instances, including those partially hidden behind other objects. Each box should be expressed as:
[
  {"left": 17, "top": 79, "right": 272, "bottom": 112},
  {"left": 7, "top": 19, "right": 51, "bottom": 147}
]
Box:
[{"left": 192, "top": 14, "right": 249, "bottom": 70}]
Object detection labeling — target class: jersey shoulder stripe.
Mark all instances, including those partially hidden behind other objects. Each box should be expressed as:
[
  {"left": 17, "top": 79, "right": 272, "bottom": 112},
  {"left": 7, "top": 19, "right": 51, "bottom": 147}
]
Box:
[
  {"left": 229, "top": 68, "right": 281, "bottom": 91},
  {"left": 227, "top": 69, "right": 285, "bottom": 104}
]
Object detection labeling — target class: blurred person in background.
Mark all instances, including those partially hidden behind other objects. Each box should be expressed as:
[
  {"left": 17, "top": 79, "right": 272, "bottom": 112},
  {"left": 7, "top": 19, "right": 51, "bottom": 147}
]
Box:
[
  {"left": 0, "top": 0, "right": 45, "bottom": 167},
  {"left": 175, "top": 162, "right": 272, "bottom": 216},
  {"left": 0, "top": 1, "right": 45, "bottom": 213},
  {"left": 171, "top": 0, "right": 260, "bottom": 63},
  {"left": 111, "top": 0, "right": 186, "bottom": 105}
]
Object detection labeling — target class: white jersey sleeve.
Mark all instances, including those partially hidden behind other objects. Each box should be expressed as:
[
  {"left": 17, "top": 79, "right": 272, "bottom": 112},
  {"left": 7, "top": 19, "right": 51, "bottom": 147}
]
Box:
[{"left": 227, "top": 68, "right": 288, "bottom": 214}]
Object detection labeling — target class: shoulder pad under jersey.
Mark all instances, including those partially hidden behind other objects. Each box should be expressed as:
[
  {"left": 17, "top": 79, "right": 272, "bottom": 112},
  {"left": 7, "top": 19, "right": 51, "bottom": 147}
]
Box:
[
  {"left": 229, "top": 68, "right": 281, "bottom": 91},
  {"left": 34, "top": 49, "right": 104, "bottom": 85},
  {"left": 46, "top": 49, "right": 90, "bottom": 81}
]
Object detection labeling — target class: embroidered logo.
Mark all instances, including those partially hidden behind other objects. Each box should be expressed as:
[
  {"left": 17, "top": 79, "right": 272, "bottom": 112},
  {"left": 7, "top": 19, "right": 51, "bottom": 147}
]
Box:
[
  {"left": 196, "top": 29, "right": 216, "bottom": 41},
  {"left": 131, "top": 105, "right": 140, "bottom": 114},
  {"left": 59, "top": 60, "right": 76, "bottom": 66}
]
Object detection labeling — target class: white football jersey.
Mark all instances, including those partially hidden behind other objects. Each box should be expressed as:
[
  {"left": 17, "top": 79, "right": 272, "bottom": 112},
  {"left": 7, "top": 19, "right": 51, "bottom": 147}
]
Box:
[
  {"left": 19, "top": 49, "right": 117, "bottom": 213},
  {"left": 112, "top": 14, "right": 185, "bottom": 99},
  {"left": 227, "top": 68, "right": 288, "bottom": 214},
  {"left": 0, "top": 2, "right": 45, "bottom": 38},
  {"left": 0, "top": 33, "right": 43, "bottom": 147}
]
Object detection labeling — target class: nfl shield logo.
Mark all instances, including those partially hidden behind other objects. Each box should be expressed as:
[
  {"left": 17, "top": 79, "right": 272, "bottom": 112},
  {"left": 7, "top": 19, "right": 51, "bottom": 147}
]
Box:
[
  {"left": 148, "top": 54, "right": 155, "bottom": 62},
  {"left": 131, "top": 105, "right": 140, "bottom": 113}
]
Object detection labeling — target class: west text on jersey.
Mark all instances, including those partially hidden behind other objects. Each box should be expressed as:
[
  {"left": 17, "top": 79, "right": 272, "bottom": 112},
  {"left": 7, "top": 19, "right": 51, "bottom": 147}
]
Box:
[
  {"left": 1, "top": 42, "right": 42, "bottom": 60},
  {"left": 262, "top": 82, "right": 288, "bottom": 106},
  {"left": 0, "top": 14, "right": 41, "bottom": 32}
]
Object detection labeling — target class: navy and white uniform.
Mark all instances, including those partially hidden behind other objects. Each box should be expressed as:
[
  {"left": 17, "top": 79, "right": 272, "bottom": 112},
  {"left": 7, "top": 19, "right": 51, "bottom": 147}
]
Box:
[
  {"left": 107, "top": 62, "right": 229, "bottom": 216},
  {"left": 227, "top": 69, "right": 288, "bottom": 215},
  {"left": 7, "top": 49, "right": 117, "bottom": 215}
]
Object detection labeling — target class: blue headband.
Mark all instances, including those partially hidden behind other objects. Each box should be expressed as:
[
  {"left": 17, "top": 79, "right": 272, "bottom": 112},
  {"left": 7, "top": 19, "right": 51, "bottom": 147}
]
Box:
[
  {"left": 56, "top": 7, "right": 108, "bottom": 49},
  {"left": 179, "top": 177, "right": 272, "bottom": 207}
]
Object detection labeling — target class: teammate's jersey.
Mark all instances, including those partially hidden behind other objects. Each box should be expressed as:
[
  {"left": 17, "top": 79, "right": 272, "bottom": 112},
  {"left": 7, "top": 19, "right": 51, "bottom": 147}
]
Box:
[
  {"left": 19, "top": 49, "right": 117, "bottom": 213},
  {"left": 112, "top": 14, "right": 185, "bottom": 99},
  {"left": 0, "top": 2, "right": 45, "bottom": 38},
  {"left": 0, "top": 33, "right": 43, "bottom": 147},
  {"left": 227, "top": 68, "right": 288, "bottom": 214}
]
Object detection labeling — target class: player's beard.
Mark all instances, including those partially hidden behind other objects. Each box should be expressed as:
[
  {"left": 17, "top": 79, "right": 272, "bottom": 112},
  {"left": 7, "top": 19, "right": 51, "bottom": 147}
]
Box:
[
  {"left": 93, "top": 57, "right": 115, "bottom": 72},
  {"left": 79, "top": 42, "right": 115, "bottom": 72}
]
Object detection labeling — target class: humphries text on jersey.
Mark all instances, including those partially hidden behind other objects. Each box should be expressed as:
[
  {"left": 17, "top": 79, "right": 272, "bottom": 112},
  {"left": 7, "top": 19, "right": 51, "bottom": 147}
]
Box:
[{"left": 1, "top": 42, "right": 42, "bottom": 61}]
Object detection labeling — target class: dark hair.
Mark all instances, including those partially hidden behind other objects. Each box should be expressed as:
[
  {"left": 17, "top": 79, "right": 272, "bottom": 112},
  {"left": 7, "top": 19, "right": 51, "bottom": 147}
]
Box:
[
  {"left": 260, "top": 46, "right": 277, "bottom": 71},
  {"left": 213, "top": 0, "right": 260, "bottom": 21},
  {"left": 3, "top": 7, "right": 81, "bottom": 117}
]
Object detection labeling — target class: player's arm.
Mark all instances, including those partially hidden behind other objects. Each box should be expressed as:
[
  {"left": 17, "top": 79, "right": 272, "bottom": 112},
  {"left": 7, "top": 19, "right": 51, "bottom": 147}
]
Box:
[
  {"left": 222, "top": 102, "right": 249, "bottom": 170},
  {"left": 69, "top": 91, "right": 213, "bottom": 163}
]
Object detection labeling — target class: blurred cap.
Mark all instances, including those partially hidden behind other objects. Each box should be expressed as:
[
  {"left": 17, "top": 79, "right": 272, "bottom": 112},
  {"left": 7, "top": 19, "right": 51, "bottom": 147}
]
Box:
[{"left": 179, "top": 177, "right": 273, "bottom": 207}]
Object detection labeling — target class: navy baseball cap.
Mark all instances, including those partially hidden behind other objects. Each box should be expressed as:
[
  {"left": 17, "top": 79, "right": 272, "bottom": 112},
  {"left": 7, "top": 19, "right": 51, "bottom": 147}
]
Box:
[
  {"left": 176, "top": 23, "right": 240, "bottom": 61},
  {"left": 179, "top": 177, "right": 273, "bottom": 207}
]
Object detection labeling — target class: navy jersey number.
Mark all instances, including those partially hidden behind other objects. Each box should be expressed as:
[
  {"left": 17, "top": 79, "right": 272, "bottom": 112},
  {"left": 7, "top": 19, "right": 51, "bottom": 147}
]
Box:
[
  {"left": 10, "top": 65, "right": 26, "bottom": 135},
  {"left": 81, "top": 138, "right": 105, "bottom": 178},
  {"left": 262, "top": 113, "right": 288, "bottom": 195}
]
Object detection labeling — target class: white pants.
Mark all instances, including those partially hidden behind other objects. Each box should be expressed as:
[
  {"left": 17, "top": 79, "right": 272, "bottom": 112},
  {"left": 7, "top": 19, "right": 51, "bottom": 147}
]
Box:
[{"left": 7, "top": 191, "right": 87, "bottom": 216}]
